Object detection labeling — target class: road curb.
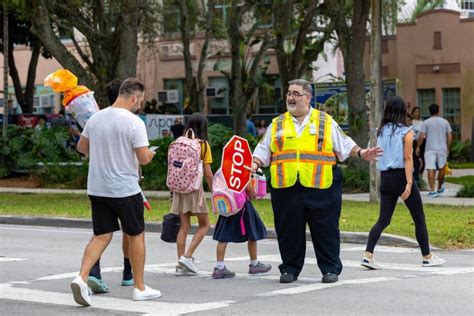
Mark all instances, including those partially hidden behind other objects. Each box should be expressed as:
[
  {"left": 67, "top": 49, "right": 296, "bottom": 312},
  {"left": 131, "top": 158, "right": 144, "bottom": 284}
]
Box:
[{"left": 0, "top": 215, "right": 423, "bottom": 248}]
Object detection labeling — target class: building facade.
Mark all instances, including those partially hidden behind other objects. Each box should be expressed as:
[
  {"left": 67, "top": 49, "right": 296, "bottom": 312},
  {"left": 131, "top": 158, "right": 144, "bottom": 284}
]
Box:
[{"left": 364, "top": 9, "right": 474, "bottom": 141}]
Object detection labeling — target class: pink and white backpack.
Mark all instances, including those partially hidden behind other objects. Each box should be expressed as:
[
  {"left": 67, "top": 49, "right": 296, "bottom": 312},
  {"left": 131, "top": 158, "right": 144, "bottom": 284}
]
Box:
[
  {"left": 211, "top": 168, "right": 247, "bottom": 217},
  {"left": 166, "top": 129, "right": 204, "bottom": 193}
]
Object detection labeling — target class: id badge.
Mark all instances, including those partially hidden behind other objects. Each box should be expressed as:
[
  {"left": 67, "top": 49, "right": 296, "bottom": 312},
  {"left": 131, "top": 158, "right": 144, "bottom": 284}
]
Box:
[{"left": 309, "top": 124, "right": 316, "bottom": 135}]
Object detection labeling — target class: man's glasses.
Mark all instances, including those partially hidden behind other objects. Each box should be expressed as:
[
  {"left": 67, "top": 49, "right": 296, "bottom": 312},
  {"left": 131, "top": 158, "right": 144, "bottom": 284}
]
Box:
[{"left": 286, "top": 91, "right": 308, "bottom": 98}]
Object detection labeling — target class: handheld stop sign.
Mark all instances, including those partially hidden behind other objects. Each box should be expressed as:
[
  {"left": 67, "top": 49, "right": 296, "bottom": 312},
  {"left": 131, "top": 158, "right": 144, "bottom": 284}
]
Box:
[{"left": 221, "top": 135, "right": 253, "bottom": 193}]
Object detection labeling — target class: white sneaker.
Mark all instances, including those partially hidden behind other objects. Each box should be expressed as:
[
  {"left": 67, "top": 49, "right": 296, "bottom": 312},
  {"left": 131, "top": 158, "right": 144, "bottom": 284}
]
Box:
[
  {"left": 175, "top": 265, "right": 197, "bottom": 276},
  {"left": 70, "top": 276, "right": 92, "bottom": 306},
  {"left": 422, "top": 254, "right": 445, "bottom": 267},
  {"left": 360, "top": 257, "right": 382, "bottom": 270},
  {"left": 132, "top": 285, "right": 162, "bottom": 301},
  {"left": 178, "top": 256, "right": 198, "bottom": 273}
]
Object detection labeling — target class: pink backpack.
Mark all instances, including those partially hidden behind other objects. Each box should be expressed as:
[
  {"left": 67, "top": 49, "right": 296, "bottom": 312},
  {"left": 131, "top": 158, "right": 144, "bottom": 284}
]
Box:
[
  {"left": 211, "top": 169, "right": 247, "bottom": 217},
  {"left": 166, "top": 129, "right": 204, "bottom": 193}
]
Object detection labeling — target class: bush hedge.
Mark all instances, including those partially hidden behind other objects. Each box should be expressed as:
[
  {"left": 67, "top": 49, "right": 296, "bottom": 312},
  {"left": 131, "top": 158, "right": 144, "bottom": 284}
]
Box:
[{"left": 2, "top": 123, "right": 374, "bottom": 192}]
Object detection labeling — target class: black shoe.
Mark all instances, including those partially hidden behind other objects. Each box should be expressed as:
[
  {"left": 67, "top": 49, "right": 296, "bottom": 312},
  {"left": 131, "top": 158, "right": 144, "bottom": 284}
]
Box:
[
  {"left": 322, "top": 273, "right": 338, "bottom": 283},
  {"left": 280, "top": 272, "right": 297, "bottom": 283}
]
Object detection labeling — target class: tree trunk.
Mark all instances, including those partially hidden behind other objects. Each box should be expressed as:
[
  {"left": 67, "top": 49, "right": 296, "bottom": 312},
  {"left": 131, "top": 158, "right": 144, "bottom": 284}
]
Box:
[
  {"left": 8, "top": 42, "right": 26, "bottom": 111},
  {"left": 339, "top": 0, "right": 371, "bottom": 149},
  {"left": 228, "top": 3, "right": 246, "bottom": 136},
  {"left": 178, "top": 0, "right": 198, "bottom": 113},
  {"left": 369, "top": 0, "right": 382, "bottom": 202},
  {"left": 196, "top": 0, "right": 215, "bottom": 112},
  {"left": 115, "top": 0, "right": 140, "bottom": 79},
  {"left": 8, "top": 41, "right": 40, "bottom": 114}
]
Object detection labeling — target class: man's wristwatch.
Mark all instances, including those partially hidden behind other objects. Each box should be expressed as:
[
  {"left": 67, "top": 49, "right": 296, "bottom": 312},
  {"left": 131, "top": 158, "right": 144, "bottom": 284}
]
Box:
[{"left": 357, "top": 148, "right": 363, "bottom": 158}]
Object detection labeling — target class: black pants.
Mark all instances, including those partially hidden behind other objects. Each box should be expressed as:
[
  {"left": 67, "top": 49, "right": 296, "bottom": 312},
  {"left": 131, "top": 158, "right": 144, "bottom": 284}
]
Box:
[
  {"left": 366, "top": 169, "right": 430, "bottom": 256},
  {"left": 413, "top": 140, "right": 425, "bottom": 183},
  {"left": 270, "top": 166, "right": 343, "bottom": 277}
]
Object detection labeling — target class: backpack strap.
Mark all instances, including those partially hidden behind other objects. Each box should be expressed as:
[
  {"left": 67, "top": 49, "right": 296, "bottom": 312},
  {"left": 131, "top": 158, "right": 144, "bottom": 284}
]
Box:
[{"left": 185, "top": 128, "right": 196, "bottom": 139}]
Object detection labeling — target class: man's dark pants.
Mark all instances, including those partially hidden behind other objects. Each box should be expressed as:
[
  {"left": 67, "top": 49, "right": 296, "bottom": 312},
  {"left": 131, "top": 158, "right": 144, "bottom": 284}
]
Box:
[{"left": 270, "top": 166, "right": 343, "bottom": 277}]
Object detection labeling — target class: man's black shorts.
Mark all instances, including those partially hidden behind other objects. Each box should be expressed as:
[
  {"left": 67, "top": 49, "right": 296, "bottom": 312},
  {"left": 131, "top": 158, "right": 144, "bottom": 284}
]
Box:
[{"left": 89, "top": 193, "right": 144, "bottom": 236}]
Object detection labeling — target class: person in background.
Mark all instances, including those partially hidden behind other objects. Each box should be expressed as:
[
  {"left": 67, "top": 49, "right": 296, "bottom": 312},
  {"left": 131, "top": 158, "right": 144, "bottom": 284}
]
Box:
[
  {"left": 246, "top": 113, "right": 257, "bottom": 137},
  {"left": 361, "top": 96, "right": 445, "bottom": 269},
  {"left": 170, "top": 118, "right": 185, "bottom": 139},
  {"left": 416, "top": 104, "right": 452, "bottom": 198},
  {"left": 411, "top": 107, "right": 425, "bottom": 186},
  {"left": 257, "top": 119, "right": 267, "bottom": 138}
]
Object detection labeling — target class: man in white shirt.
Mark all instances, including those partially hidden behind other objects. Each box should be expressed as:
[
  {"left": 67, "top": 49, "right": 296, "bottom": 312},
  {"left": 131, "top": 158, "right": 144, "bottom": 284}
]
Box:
[
  {"left": 71, "top": 78, "right": 161, "bottom": 306},
  {"left": 416, "top": 104, "right": 452, "bottom": 197},
  {"left": 252, "top": 79, "right": 382, "bottom": 284}
]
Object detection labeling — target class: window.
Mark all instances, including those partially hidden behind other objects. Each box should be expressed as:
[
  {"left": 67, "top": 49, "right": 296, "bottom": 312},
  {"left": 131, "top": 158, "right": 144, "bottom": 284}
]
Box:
[
  {"left": 433, "top": 32, "right": 442, "bottom": 50},
  {"left": 163, "top": 79, "right": 187, "bottom": 113},
  {"left": 213, "top": 0, "right": 231, "bottom": 22},
  {"left": 33, "top": 86, "right": 56, "bottom": 114},
  {"left": 443, "top": 88, "right": 461, "bottom": 140},
  {"left": 257, "top": 76, "right": 282, "bottom": 114},
  {"left": 163, "top": 0, "right": 180, "bottom": 34},
  {"left": 208, "top": 77, "right": 230, "bottom": 114},
  {"left": 460, "top": 0, "right": 474, "bottom": 10},
  {"left": 256, "top": 0, "right": 273, "bottom": 29},
  {"left": 417, "top": 89, "right": 436, "bottom": 119}
]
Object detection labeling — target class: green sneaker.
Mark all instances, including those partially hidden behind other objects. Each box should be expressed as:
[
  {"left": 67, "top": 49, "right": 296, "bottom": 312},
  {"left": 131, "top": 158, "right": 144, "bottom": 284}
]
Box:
[
  {"left": 87, "top": 276, "right": 109, "bottom": 293},
  {"left": 122, "top": 278, "right": 134, "bottom": 286}
]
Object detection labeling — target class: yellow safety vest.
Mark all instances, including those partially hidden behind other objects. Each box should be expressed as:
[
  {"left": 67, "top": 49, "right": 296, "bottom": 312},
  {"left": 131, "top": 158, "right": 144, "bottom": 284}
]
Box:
[{"left": 269, "top": 110, "right": 336, "bottom": 189}]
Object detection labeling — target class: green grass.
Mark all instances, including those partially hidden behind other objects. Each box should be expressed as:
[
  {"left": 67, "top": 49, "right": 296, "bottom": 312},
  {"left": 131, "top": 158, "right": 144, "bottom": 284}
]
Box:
[
  {"left": 0, "top": 193, "right": 472, "bottom": 249},
  {"left": 446, "top": 176, "right": 474, "bottom": 186},
  {"left": 449, "top": 162, "right": 474, "bottom": 169}
]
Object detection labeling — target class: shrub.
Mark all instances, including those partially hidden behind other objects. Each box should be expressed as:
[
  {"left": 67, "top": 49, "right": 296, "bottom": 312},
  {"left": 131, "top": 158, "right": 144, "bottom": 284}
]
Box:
[
  {"left": 341, "top": 165, "right": 369, "bottom": 193},
  {"left": 456, "top": 183, "right": 474, "bottom": 198},
  {"left": 140, "top": 136, "right": 174, "bottom": 190},
  {"left": 449, "top": 140, "right": 472, "bottom": 163},
  {"left": 0, "top": 125, "right": 80, "bottom": 178},
  {"left": 35, "top": 162, "right": 89, "bottom": 189}
]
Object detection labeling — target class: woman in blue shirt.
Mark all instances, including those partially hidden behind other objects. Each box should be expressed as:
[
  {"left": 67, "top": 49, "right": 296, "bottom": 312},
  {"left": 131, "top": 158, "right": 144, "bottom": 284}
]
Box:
[{"left": 361, "top": 96, "right": 444, "bottom": 269}]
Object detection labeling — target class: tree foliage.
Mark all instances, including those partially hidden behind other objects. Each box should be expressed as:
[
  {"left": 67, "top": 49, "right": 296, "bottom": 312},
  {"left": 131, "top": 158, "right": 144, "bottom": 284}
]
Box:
[
  {"left": 0, "top": 1, "right": 50, "bottom": 113},
  {"left": 27, "top": 0, "right": 160, "bottom": 105}
]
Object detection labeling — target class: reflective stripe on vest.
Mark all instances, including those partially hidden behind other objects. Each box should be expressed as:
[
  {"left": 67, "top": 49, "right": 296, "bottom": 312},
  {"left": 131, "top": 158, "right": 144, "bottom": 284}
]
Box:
[{"left": 269, "top": 110, "right": 336, "bottom": 189}]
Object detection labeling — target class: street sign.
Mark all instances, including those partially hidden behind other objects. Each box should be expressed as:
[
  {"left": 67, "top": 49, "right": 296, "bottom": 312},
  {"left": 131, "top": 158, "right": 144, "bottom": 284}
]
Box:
[{"left": 221, "top": 135, "right": 252, "bottom": 193}]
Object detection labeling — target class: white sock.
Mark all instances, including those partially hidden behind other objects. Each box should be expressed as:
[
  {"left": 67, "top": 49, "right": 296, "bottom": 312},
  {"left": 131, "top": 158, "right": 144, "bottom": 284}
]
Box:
[
  {"left": 216, "top": 261, "right": 225, "bottom": 269},
  {"left": 250, "top": 259, "right": 258, "bottom": 267}
]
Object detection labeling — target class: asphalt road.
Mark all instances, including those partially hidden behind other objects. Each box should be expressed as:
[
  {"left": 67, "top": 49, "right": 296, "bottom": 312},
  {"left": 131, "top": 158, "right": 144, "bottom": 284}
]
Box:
[{"left": 1, "top": 224, "right": 473, "bottom": 315}]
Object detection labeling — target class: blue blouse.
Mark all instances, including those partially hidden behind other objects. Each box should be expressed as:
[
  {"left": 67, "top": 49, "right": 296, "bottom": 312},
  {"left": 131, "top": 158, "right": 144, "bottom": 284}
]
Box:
[{"left": 377, "top": 123, "right": 412, "bottom": 171}]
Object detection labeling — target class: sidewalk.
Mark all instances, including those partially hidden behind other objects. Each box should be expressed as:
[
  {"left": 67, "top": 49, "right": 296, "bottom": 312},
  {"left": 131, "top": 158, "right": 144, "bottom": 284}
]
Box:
[{"left": 1, "top": 185, "right": 472, "bottom": 206}]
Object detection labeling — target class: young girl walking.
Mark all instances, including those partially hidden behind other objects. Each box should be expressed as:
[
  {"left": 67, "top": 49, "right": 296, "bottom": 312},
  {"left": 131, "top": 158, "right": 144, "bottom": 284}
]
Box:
[
  {"left": 361, "top": 96, "right": 445, "bottom": 270},
  {"left": 212, "top": 181, "right": 271, "bottom": 278},
  {"left": 171, "top": 113, "right": 213, "bottom": 275}
]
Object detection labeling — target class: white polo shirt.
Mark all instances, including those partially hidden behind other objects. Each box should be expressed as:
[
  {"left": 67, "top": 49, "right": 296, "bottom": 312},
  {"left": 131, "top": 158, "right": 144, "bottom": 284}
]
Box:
[{"left": 253, "top": 109, "right": 357, "bottom": 167}]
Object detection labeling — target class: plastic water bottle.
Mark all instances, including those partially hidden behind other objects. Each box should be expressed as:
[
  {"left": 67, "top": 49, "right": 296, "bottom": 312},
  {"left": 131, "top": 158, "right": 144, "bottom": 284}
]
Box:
[{"left": 255, "top": 169, "right": 267, "bottom": 199}]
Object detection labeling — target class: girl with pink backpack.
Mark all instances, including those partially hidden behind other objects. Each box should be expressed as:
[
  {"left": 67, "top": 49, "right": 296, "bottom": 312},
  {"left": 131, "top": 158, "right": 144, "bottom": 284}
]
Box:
[
  {"left": 211, "top": 174, "right": 271, "bottom": 279},
  {"left": 168, "top": 113, "right": 213, "bottom": 275}
]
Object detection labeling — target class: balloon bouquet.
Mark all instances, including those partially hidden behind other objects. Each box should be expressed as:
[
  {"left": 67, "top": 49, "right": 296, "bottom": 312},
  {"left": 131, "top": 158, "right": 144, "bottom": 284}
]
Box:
[{"left": 45, "top": 69, "right": 151, "bottom": 210}]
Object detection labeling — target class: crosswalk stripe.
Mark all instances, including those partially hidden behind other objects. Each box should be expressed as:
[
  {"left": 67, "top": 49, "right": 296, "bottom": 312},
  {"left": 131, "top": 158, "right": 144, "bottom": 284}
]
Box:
[
  {"left": 258, "top": 277, "right": 398, "bottom": 297},
  {"left": 0, "top": 283, "right": 233, "bottom": 315},
  {"left": 0, "top": 257, "right": 27, "bottom": 262}
]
